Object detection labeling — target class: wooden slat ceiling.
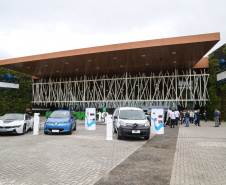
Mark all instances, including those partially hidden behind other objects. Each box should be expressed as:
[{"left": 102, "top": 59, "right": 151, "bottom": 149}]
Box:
[{"left": 0, "top": 32, "right": 220, "bottom": 78}]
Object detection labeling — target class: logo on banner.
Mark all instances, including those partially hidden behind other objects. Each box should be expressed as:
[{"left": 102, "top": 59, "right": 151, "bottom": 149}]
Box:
[{"left": 216, "top": 59, "right": 226, "bottom": 85}]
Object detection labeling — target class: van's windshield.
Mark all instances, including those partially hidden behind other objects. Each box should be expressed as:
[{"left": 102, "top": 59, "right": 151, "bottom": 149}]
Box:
[{"left": 119, "top": 110, "right": 145, "bottom": 120}]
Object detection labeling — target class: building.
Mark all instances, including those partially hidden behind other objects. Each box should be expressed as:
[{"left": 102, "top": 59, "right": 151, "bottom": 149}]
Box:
[{"left": 0, "top": 32, "right": 220, "bottom": 111}]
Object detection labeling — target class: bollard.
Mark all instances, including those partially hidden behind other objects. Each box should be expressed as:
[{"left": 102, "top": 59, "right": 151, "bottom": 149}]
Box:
[
  {"left": 106, "top": 115, "right": 113, "bottom": 140},
  {"left": 33, "top": 113, "right": 40, "bottom": 135}
]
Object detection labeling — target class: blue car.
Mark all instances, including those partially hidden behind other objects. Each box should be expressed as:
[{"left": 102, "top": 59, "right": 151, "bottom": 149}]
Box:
[{"left": 44, "top": 110, "right": 76, "bottom": 135}]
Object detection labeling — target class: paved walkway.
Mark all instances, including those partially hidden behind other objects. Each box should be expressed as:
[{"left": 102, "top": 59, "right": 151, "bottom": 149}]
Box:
[
  {"left": 0, "top": 119, "right": 225, "bottom": 185},
  {"left": 170, "top": 122, "right": 226, "bottom": 185}
]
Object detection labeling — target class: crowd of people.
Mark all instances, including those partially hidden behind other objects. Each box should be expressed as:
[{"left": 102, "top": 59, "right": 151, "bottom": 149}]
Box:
[{"left": 166, "top": 108, "right": 222, "bottom": 128}]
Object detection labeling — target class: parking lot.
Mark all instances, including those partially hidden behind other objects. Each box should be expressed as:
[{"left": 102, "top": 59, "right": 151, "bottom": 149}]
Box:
[
  {"left": 0, "top": 118, "right": 226, "bottom": 185},
  {"left": 0, "top": 118, "right": 153, "bottom": 185}
]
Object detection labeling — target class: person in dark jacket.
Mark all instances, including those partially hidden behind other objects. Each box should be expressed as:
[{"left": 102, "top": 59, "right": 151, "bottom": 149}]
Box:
[
  {"left": 214, "top": 109, "right": 219, "bottom": 127},
  {"left": 180, "top": 111, "right": 184, "bottom": 124},
  {"left": 203, "top": 110, "right": 207, "bottom": 122},
  {"left": 195, "top": 109, "right": 201, "bottom": 126}
]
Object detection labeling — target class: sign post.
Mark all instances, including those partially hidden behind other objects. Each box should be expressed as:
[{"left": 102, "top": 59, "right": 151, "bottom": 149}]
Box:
[
  {"left": 33, "top": 113, "right": 40, "bottom": 135},
  {"left": 151, "top": 108, "right": 164, "bottom": 134},
  {"left": 106, "top": 115, "right": 113, "bottom": 140}
]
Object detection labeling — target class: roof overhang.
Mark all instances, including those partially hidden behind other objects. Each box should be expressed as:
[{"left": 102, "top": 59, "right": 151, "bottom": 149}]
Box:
[{"left": 0, "top": 32, "right": 220, "bottom": 78}]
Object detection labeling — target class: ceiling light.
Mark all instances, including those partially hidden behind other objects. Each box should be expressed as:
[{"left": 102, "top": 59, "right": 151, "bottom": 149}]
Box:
[
  {"left": 120, "top": 65, "right": 123, "bottom": 68},
  {"left": 56, "top": 70, "right": 59, "bottom": 73},
  {"left": 45, "top": 64, "right": 48, "bottom": 67},
  {"left": 113, "top": 57, "right": 117, "bottom": 60},
  {"left": 173, "top": 61, "right": 177, "bottom": 64},
  {"left": 96, "top": 67, "right": 100, "bottom": 69},
  {"left": 88, "top": 60, "right": 91, "bottom": 62},
  {"left": 27, "top": 66, "right": 30, "bottom": 68},
  {"left": 65, "top": 62, "right": 69, "bottom": 64},
  {"left": 145, "top": 63, "right": 149, "bottom": 66},
  {"left": 75, "top": 69, "right": 78, "bottom": 71},
  {"left": 172, "top": 52, "right": 176, "bottom": 55},
  {"left": 141, "top": 54, "right": 146, "bottom": 57}
]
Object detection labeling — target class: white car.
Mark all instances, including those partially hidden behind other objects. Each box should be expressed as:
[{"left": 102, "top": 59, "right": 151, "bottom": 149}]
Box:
[
  {"left": 113, "top": 107, "right": 150, "bottom": 140},
  {"left": 0, "top": 113, "right": 34, "bottom": 135}
]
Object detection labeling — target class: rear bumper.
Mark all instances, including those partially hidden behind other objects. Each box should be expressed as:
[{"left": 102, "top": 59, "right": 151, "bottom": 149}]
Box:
[{"left": 118, "top": 125, "right": 150, "bottom": 138}]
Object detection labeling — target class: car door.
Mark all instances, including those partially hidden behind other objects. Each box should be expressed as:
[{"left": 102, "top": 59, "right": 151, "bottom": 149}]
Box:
[
  {"left": 113, "top": 110, "right": 119, "bottom": 129},
  {"left": 25, "top": 114, "right": 31, "bottom": 131}
]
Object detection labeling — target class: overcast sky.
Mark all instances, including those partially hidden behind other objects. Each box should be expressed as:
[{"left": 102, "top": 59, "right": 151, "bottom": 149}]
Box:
[{"left": 0, "top": 0, "right": 225, "bottom": 60}]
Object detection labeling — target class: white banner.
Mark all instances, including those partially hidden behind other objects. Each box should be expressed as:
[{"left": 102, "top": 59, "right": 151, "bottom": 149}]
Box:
[
  {"left": 0, "top": 82, "right": 19, "bottom": 89},
  {"left": 217, "top": 71, "right": 226, "bottom": 81},
  {"left": 151, "top": 108, "right": 164, "bottom": 134}
]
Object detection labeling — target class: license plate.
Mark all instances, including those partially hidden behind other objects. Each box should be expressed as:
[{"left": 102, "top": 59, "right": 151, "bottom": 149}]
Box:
[
  {"left": 132, "top": 130, "right": 140, "bottom": 133},
  {"left": 0, "top": 129, "right": 7, "bottom": 132},
  {"left": 52, "top": 130, "right": 59, "bottom": 133}
]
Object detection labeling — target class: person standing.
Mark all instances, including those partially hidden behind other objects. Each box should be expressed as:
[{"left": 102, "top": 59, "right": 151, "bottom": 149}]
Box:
[
  {"left": 214, "top": 108, "right": 219, "bottom": 127},
  {"left": 203, "top": 110, "right": 207, "bottom": 122},
  {"left": 170, "top": 110, "right": 176, "bottom": 128},
  {"left": 190, "top": 110, "right": 194, "bottom": 124},
  {"left": 180, "top": 111, "right": 184, "bottom": 124},
  {"left": 196, "top": 109, "right": 201, "bottom": 126},
  {"left": 175, "top": 109, "right": 180, "bottom": 126},
  {"left": 218, "top": 109, "right": 221, "bottom": 125},
  {"left": 168, "top": 108, "right": 172, "bottom": 126},
  {"left": 185, "top": 110, "right": 190, "bottom": 127}
]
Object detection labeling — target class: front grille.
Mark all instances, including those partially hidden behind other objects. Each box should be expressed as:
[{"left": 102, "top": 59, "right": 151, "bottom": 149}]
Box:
[
  {"left": 48, "top": 128, "right": 64, "bottom": 132},
  {"left": 0, "top": 126, "right": 12, "bottom": 129}
]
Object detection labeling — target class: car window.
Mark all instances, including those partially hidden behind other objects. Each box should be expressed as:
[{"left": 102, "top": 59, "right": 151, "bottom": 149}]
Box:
[
  {"left": 0, "top": 114, "right": 24, "bottom": 120},
  {"left": 119, "top": 110, "right": 145, "bottom": 120},
  {"left": 49, "top": 111, "right": 70, "bottom": 118}
]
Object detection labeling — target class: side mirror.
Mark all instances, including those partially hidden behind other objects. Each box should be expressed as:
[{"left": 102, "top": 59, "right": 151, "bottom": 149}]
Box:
[{"left": 114, "top": 116, "right": 118, "bottom": 119}]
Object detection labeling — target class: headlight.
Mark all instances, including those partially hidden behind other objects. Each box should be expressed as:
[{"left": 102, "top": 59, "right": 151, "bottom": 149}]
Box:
[
  {"left": 46, "top": 121, "right": 51, "bottom": 123},
  {"left": 119, "top": 120, "right": 126, "bottom": 126},
  {"left": 13, "top": 125, "right": 22, "bottom": 128},
  {"left": 63, "top": 121, "right": 69, "bottom": 123},
  {"left": 145, "top": 121, "right": 150, "bottom": 127}
]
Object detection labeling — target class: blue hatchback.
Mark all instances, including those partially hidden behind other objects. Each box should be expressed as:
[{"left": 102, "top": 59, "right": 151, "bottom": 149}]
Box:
[{"left": 44, "top": 110, "right": 76, "bottom": 135}]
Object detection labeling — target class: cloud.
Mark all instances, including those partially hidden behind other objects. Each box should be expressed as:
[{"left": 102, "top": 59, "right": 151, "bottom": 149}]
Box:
[{"left": 0, "top": 0, "right": 225, "bottom": 59}]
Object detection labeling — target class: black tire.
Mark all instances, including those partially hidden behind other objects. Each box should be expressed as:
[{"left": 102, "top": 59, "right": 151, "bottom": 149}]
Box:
[
  {"left": 117, "top": 129, "right": 122, "bottom": 140},
  {"left": 68, "top": 127, "right": 72, "bottom": 135},
  {"left": 144, "top": 135, "right": 150, "bottom": 140},
  {"left": 44, "top": 131, "right": 48, "bottom": 135}
]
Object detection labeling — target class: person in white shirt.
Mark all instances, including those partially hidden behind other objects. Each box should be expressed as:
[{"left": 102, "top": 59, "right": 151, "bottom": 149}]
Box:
[
  {"left": 167, "top": 109, "right": 172, "bottom": 126},
  {"left": 190, "top": 110, "right": 194, "bottom": 124},
  {"left": 170, "top": 110, "right": 176, "bottom": 128},
  {"left": 175, "top": 110, "right": 180, "bottom": 126}
]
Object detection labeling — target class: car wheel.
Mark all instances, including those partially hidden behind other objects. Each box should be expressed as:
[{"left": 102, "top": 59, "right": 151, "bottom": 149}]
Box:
[
  {"left": 144, "top": 135, "right": 150, "bottom": 140},
  {"left": 117, "top": 129, "right": 122, "bottom": 140},
  {"left": 44, "top": 131, "right": 48, "bottom": 135},
  {"left": 68, "top": 127, "right": 72, "bottom": 135}
]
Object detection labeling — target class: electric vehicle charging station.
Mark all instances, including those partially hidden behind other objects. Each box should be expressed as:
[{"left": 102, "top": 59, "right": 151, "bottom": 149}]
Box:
[
  {"left": 151, "top": 108, "right": 164, "bottom": 134},
  {"left": 33, "top": 113, "right": 40, "bottom": 135},
  {"left": 85, "top": 108, "right": 96, "bottom": 130}
]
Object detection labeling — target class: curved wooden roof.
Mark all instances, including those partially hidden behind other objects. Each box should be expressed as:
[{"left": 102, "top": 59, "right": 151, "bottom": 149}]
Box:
[{"left": 0, "top": 32, "right": 220, "bottom": 78}]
